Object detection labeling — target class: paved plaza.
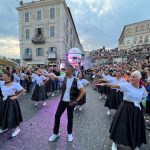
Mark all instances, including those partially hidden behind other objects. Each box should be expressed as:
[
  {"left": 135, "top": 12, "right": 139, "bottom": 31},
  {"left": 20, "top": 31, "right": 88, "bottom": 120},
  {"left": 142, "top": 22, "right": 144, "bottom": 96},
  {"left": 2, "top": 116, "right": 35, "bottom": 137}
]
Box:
[{"left": 0, "top": 85, "right": 150, "bottom": 150}]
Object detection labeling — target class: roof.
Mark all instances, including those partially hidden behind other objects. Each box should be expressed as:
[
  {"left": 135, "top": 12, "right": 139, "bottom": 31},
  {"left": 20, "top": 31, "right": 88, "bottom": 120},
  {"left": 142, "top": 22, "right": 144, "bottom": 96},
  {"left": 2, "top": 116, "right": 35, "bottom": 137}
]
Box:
[
  {"left": 0, "top": 56, "right": 19, "bottom": 66},
  {"left": 125, "top": 19, "right": 150, "bottom": 27}
]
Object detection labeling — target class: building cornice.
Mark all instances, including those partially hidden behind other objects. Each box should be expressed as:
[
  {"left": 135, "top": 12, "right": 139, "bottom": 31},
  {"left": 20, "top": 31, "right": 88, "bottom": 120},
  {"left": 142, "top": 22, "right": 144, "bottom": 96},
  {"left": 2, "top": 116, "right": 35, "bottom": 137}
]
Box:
[
  {"left": 125, "top": 19, "right": 150, "bottom": 27},
  {"left": 16, "top": 0, "right": 64, "bottom": 11}
]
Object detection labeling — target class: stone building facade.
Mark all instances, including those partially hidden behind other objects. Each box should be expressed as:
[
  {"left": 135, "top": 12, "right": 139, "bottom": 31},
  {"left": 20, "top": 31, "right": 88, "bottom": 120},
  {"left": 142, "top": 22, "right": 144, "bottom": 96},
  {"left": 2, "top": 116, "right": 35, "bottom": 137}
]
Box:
[
  {"left": 119, "top": 20, "right": 150, "bottom": 50},
  {"left": 17, "top": 0, "right": 84, "bottom": 66}
]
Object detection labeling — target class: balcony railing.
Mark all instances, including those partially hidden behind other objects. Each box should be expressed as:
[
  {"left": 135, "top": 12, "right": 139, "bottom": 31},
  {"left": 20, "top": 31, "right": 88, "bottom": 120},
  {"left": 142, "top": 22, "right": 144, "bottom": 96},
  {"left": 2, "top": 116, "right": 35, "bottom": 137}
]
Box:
[
  {"left": 32, "top": 35, "right": 46, "bottom": 44},
  {"left": 47, "top": 53, "right": 56, "bottom": 59},
  {"left": 23, "top": 54, "right": 32, "bottom": 60}
]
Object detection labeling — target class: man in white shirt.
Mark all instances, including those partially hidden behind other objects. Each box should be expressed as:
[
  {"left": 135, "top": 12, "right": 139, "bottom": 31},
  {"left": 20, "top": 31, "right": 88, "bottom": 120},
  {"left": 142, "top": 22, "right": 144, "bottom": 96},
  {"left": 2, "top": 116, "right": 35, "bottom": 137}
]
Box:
[{"left": 44, "top": 65, "right": 85, "bottom": 142}]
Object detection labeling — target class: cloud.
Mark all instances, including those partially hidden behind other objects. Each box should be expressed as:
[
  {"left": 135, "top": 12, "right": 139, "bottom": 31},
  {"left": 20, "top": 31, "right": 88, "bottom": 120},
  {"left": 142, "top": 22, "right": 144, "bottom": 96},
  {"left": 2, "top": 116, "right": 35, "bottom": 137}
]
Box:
[
  {"left": 0, "top": 0, "right": 18, "bottom": 38},
  {"left": 98, "top": 0, "right": 112, "bottom": 16},
  {"left": 0, "top": 38, "right": 20, "bottom": 59},
  {"left": 69, "top": 0, "right": 112, "bottom": 17},
  {"left": 1, "top": 0, "right": 150, "bottom": 59},
  {"left": 67, "top": 0, "right": 150, "bottom": 51}
]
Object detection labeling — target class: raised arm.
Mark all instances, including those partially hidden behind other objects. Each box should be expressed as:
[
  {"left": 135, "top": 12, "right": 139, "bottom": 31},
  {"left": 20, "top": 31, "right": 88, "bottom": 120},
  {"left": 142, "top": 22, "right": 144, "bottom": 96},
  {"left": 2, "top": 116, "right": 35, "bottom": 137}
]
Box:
[
  {"left": 41, "top": 73, "right": 59, "bottom": 80},
  {"left": 96, "top": 83, "right": 120, "bottom": 89}
]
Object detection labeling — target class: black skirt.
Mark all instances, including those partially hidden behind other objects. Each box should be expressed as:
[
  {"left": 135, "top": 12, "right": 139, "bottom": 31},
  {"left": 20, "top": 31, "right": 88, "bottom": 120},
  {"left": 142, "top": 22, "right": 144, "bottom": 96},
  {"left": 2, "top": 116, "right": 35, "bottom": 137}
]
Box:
[
  {"left": 97, "top": 85, "right": 105, "bottom": 94},
  {"left": 105, "top": 89, "right": 123, "bottom": 110},
  {"left": 97, "top": 85, "right": 110, "bottom": 95},
  {"left": 110, "top": 101, "right": 146, "bottom": 149},
  {"left": 78, "top": 94, "right": 86, "bottom": 106},
  {"left": 45, "top": 79, "right": 54, "bottom": 93},
  {"left": 0, "top": 98, "right": 23, "bottom": 130},
  {"left": 31, "top": 84, "right": 48, "bottom": 101}
]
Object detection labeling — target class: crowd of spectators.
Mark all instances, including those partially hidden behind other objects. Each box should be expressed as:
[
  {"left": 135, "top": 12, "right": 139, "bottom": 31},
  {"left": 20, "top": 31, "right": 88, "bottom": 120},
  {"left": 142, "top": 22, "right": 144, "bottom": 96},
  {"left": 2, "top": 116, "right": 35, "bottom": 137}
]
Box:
[{"left": 89, "top": 46, "right": 150, "bottom": 60}]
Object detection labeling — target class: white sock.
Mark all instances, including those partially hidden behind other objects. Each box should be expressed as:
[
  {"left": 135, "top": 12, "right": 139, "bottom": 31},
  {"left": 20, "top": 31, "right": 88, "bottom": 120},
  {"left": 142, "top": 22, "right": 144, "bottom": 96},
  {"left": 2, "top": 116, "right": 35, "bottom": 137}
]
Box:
[
  {"left": 112, "top": 142, "right": 117, "bottom": 150},
  {"left": 135, "top": 147, "right": 139, "bottom": 150}
]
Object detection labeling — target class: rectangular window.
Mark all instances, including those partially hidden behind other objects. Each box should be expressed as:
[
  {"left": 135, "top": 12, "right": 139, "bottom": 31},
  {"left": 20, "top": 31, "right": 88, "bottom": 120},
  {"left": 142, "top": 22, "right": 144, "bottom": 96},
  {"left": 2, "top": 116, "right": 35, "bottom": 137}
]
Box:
[
  {"left": 36, "top": 48, "right": 44, "bottom": 56},
  {"left": 127, "top": 40, "right": 130, "bottom": 44},
  {"left": 37, "top": 10, "right": 42, "bottom": 21},
  {"left": 25, "top": 12, "right": 29, "bottom": 22},
  {"left": 144, "top": 35, "right": 149, "bottom": 43},
  {"left": 25, "top": 48, "right": 32, "bottom": 56},
  {"left": 35, "top": 28, "right": 44, "bottom": 36},
  {"left": 133, "top": 37, "right": 137, "bottom": 44},
  {"left": 50, "top": 8, "right": 55, "bottom": 19},
  {"left": 25, "top": 29, "right": 30, "bottom": 39},
  {"left": 50, "top": 26, "right": 55, "bottom": 37},
  {"left": 48, "top": 47, "right": 56, "bottom": 53},
  {"left": 139, "top": 36, "right": 143, "bottom": 44}
]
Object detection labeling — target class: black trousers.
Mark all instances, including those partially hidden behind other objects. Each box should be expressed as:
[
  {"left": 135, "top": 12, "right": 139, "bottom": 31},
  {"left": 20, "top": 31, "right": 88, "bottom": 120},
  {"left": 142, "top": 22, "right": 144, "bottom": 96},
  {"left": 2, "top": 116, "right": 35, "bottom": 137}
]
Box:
[{"left": 53, "top": 100, "right": 74, "bottom": 134}]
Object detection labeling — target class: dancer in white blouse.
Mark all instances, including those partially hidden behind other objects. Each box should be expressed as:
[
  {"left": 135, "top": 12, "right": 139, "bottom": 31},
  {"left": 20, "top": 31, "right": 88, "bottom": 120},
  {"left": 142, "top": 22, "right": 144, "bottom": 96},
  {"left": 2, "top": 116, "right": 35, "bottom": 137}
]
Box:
[
  {"left": 0, "top": 71, "right": 25, "bottom": 137},
  {"left": 31, "top": 70, "right": 48, "bottom": 106},
  {"left": 100, "top": 70, "right": 147, "bottom": 150}
]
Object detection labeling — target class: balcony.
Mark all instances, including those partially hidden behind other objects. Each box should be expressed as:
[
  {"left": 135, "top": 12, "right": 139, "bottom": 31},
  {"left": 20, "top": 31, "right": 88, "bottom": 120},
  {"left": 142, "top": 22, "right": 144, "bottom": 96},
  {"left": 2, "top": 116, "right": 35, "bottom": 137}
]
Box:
[
  {"left": 47, "top": 53, "right": 56, "bottom": 59},
  {"left": 23, "top": 54, "right": 32, "bottom": 60},
  {"left": 32, "top": 35, "right": 46, "bottom": 44}
]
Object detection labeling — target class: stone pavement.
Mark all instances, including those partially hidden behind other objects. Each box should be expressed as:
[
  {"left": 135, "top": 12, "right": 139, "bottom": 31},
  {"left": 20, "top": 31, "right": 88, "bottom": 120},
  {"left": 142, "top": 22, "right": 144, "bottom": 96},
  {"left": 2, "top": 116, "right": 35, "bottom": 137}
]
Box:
[{"left": 0, "top": 85, "right": 150, "bottom": 150}]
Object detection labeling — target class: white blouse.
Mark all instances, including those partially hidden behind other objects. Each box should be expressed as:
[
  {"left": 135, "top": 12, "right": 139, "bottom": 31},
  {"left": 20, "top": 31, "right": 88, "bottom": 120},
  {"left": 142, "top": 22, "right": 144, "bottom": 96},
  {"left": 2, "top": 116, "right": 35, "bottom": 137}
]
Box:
[
  {"left": 0, "top": 81, "right": 23, "bottom": 100},
  {"left": 119, "top": 82, "right": 148, "bottom": 109},
  {"left": 33, "top": 75, "right": 47, "bottom": 85},
  {"left": 78, "top": 79, "right": 89, "bottom": 87}
]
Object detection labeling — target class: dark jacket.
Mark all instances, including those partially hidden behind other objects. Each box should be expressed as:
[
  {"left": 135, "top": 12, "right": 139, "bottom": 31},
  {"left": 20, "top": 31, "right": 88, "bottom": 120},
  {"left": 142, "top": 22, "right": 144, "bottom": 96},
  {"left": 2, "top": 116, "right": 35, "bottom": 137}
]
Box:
[{"left": 60, "top": 77, "right": 79, "bottom": 101}]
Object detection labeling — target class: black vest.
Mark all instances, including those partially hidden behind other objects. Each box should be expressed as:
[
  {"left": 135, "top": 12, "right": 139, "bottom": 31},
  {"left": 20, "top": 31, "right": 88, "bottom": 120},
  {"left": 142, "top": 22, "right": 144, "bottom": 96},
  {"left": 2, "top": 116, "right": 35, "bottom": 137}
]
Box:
[{"left": 60, "top": 77, "right": 79, "bottom": 101}]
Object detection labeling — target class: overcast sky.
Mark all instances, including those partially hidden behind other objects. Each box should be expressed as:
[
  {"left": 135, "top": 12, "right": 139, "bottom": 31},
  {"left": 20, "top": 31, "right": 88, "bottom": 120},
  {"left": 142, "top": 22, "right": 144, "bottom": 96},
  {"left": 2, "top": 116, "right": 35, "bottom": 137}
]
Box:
[{"left": 0, "top": 0, "right": 150, "bottom": 58}]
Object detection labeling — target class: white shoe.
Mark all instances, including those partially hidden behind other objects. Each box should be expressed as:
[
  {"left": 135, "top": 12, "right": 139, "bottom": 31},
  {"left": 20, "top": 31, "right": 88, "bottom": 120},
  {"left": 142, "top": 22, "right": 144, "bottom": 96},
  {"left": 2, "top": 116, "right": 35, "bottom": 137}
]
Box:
[
  {"left": 34, "top": 102, "right": 40, "bottom": 106},
  {"left": 107, "top": 110, "right": 111, "bottom": 115},
  {"left": 12, "top": 128, "right": 20, "bottom": 137},
  {"left": 51, "top": 93, "right": 55, "bottom": 97},
  {"left": 48, "top": 134, "right": 60, "bottom": 142},
  {"left": 0, "top": 128, "right": 8, "bottom": 133},
  {"left": 135, "top": 147, "right": 139, "bottom": 150},
  {"left": 112, "top": 142, "right": 117, "bottom": 150},
  {"left": 0, "top": 129, "right": 4, "bottom": 134},
  {"left": 74, "top": 106, "right": 77, "bottom": 111},
  {"left": 79, "top": 106, "right": 82, "bottom": 111},
  {"left": 68, "top": 134, "right": 73, "bottom": 142},
  {"left": 43, "top": 102, "right": 46, "bottom": 106}
]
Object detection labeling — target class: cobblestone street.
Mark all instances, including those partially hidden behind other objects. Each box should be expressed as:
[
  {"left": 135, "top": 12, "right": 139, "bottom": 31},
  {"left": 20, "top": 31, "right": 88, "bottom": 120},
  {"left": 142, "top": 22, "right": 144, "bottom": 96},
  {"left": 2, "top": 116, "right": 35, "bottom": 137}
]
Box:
[{"left": 0, "top": 85, "right": 150, "bottom": 150}]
